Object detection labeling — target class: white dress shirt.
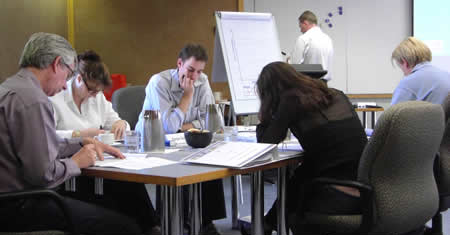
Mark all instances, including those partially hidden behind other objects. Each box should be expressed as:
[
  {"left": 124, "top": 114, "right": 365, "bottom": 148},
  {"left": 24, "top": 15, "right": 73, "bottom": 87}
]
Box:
[
  {"left": 49, "top": 79, "right": 129, "bottom": 139},
  {"left": 291, "top": 26, "right": 334, "bottom": 81}
]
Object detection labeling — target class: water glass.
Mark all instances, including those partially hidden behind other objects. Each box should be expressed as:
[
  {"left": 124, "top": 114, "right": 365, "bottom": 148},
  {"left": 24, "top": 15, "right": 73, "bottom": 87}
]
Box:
[
  {"left": 223, "top": 126, "right": 238, "bottom": 141},
  {"left": 125, "top": 131, "right": 140, "bottom": 153}
]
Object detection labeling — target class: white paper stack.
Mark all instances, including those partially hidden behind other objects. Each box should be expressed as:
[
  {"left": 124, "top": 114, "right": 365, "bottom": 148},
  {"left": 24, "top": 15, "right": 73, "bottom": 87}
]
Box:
[{"left": 183, "top": 141, "right": 277, "bottom": 168}]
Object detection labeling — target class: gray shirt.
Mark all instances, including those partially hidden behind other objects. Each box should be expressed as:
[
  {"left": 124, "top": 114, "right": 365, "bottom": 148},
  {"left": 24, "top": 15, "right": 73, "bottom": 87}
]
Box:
[
  {"left": 135, "top": 69, "right": 215, "bottom": 134},
  {"left": 0, "top": 69, "right": 82, "bottom": 192}
]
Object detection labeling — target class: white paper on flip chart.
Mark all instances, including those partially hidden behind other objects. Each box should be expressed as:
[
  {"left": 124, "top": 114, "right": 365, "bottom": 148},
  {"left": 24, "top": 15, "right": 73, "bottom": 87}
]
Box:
[
  {"left": 95, "top": 155, "right": 176, "bottom": 170},
  {"left": 183, "top": 141, "right": 276, "bottom": 168}
]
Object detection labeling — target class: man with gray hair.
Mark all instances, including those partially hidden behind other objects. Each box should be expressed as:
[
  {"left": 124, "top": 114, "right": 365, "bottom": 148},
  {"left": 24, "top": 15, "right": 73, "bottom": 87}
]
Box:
[
  {"left": 0, "top": 33, "right": 145, "bottom": 234},
  {"left": 290, "top": 10, "right": 334, "bottom": 82}
]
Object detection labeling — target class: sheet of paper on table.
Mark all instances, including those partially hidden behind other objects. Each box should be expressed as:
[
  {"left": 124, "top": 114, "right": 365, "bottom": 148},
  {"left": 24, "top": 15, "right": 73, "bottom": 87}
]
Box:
[{"left": 95, "top": 153, "right": 176, "bottom": 170}]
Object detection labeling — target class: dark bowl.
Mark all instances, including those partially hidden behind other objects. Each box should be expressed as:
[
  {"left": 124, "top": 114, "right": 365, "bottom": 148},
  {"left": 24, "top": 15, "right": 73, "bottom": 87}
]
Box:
[{"left": 184, "top": 131, "right": 213, "bottom": 148}]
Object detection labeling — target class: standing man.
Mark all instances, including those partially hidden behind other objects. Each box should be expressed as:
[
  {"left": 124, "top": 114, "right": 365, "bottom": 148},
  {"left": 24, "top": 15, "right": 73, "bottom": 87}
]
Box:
[
  {"left": 290, "top": 10, "right": 334, "bottom": 82},
  {"left": 391, "top": 37, "right": 450, "bottom": 105},
  {"left": 136, "top": 43, "right": 225, "bottom": 235},
  {"left": 0, "top": 32, "right": 149, "bottom": 234}
]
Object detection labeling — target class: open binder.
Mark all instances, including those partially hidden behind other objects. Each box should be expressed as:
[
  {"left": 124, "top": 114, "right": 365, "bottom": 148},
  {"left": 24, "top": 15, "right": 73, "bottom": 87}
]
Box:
[{"left": 183, "top": 141, "right": 278, "bottom": 169}]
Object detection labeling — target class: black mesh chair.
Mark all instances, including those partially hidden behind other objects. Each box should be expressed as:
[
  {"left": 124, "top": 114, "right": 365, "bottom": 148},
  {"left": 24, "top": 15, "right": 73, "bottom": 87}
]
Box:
[
  {"left": 428, "top": 93, "right": 450, "bottom": 235},
  {"left": 0, "top": 189, "right": 75, "bottom": 235},
  {"left": 297, "top": 101, "right": 445, "bottom": 235},
  {"left": 111, "top": 86, "right": 146, "bottom": 130}
]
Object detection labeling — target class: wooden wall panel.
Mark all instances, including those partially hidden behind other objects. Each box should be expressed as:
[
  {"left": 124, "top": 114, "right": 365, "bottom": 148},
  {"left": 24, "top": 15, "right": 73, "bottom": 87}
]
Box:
[
  {"left": 0, "top": 0, "right": 67, "bottom": 81},
  {"left": 74, "top": 0, "right": 238, "bottom": 100}
]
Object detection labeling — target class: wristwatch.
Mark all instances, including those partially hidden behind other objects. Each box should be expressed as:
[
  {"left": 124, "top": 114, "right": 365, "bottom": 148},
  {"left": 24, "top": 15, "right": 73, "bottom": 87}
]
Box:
[{"left": 72, "top": 130, "right": 81, "bottom": 138}]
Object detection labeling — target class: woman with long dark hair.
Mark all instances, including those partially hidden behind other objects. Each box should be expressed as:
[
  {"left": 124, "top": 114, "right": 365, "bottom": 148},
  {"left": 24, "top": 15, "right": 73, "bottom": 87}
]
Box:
[{"left": 244, "top": 62, "right": 367, "bottom": 235}]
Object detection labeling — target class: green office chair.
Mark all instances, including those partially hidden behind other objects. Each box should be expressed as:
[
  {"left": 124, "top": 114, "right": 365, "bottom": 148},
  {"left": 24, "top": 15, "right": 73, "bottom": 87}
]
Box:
[
  {"left": 427, "top": 93, "right": 450, "bottom": 235},
  {"left": 111, "top": 86, "right": 146, "bottom": 130},
  {"left": 295, "top": 101, "right": 445, "bottom": 235}
]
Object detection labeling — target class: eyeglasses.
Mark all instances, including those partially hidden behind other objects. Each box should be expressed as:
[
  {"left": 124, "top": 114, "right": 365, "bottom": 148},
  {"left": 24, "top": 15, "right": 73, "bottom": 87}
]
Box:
[
  {"left": 81, "top": 77, "right": 103, "bottom": 94},
  {"left": 62, "top": 62, "right": 75, "bottom": 81}
]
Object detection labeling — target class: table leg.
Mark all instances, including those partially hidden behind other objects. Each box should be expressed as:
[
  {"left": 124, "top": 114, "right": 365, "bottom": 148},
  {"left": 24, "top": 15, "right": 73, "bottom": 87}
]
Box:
[
  {"left": 65, "top": 177, "right": 76, "bottom": 192},
  {"left": 94, "top": 177, "right": 103, "bottom": 195},
  {"left": 362, "top": 111, "right": 367, "bottom": 129},
  {"left": 231, "top": 175, "right": 240, "bottom": 229},
  {"left": 171, "top": 186, "right": 183, "bottom": 235},
  {"left": 371, "top": 111, "right": 376, "bottom": 128},
  {"left": 238, "top": 175, "right": 244, "bottom": 204},
  {"left": 156, "top": 185, "right": 161, "bottom": 217},
  {"left": 161, "top": 185, "right": 184, "bottom": 235},
  {"left": 189, "top": 183, "right": 202, "bottom": 235},
  {"left": 161, "top": 186, "right": 169, "bottom": 235},
  {"left": 277, "top": 166, "right": 287, "bottom": 235},
  {"left": 251, "top": 171, "right": 264, "bottom": 235}
]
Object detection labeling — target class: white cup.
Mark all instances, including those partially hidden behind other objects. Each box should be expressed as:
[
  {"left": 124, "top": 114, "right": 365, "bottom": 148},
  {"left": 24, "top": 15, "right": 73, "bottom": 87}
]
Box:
[
  {"left": 213, "top": 91, "right": 222, "bottom": 102},
  {"left": 95, "top": 133, "right": 115, "bottom": 145}
]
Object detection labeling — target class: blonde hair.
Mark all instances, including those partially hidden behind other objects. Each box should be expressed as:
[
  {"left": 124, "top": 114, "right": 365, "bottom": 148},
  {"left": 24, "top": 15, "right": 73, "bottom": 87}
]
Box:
[{"left": 391, "top": 37, "right": 432, "bottom": 68}]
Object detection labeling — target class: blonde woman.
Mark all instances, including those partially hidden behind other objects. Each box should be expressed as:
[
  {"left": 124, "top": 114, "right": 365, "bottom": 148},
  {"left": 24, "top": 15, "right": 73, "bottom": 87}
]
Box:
[{"left": 391, "top": 37, "right": 450, "bottom": 105}]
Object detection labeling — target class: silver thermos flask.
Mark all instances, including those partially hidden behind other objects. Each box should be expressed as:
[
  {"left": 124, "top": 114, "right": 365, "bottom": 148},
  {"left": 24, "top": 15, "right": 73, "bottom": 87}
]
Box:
[
  {"left": 141, "top": 110, "right": 165, "bottom": 153},
  {"left": 205, "top": 104, "right": 224, "bottom": 133}
]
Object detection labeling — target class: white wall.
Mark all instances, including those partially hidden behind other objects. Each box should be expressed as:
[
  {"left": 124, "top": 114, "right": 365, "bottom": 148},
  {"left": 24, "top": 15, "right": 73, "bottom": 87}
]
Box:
[{"left": 244, "top": 0, "right": 412, "bottom": 95}]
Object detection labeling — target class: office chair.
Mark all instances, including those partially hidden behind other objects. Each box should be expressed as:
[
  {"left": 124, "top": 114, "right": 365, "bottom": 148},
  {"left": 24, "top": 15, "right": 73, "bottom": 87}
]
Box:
[
  {"left": 295, "top": 101, "right": 445, "bottom": 235},
  {"left": 0, "top": 189, "right": 75, "bottom": 235},
  {"left": 427, "top": 93, "right": 450, "bottom": 235},
  {"left": 111, "top": 86, "right": 146, "bottom": 130}
]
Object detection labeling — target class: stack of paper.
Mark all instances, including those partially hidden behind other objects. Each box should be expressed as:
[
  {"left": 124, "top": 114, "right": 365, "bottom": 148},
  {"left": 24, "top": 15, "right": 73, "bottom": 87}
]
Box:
[{"left": 183, "top": 141, "right": 277, "bottom": 168}]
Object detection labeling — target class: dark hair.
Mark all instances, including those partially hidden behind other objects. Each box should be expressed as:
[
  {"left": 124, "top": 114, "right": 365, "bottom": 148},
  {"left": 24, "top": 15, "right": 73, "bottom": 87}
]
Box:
[
  {"left": 299, "top": 10, "right": 318, "bottom": 25},
  {"left": 77, "top": 50, "right": 111, "bottom": 87},
  {"left": 257, "top": 62, "right": 334, "bottom": 123},
  {"left": 178, "top": 43, "right": 208, "bottom": 62}
]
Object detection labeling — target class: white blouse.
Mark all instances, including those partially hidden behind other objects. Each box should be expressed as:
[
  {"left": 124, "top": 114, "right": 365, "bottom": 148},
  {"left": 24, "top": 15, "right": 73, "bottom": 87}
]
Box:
[{"left": 49, "top": 79, "right": 129, "bottom": 139}]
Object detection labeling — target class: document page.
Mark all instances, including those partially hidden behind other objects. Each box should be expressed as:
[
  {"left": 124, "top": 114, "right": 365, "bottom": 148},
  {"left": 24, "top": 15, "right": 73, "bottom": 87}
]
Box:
[
  {"left": 95, "top": 154, "right": 176, "bottom": 170},
  {"left": 184, "top": 141, "right": 276, "bottom": 168}
]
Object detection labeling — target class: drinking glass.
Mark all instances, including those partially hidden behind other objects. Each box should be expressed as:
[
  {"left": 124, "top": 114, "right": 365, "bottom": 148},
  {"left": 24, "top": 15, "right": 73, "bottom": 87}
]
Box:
[{"left": 125, "top": 131, "right": 141, "bottom": 153}]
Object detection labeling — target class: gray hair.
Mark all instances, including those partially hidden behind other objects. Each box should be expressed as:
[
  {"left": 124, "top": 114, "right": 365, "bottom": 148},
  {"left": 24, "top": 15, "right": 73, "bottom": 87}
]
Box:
[{"left": 19, "top": 32, "right": 76, "bottom": 69}]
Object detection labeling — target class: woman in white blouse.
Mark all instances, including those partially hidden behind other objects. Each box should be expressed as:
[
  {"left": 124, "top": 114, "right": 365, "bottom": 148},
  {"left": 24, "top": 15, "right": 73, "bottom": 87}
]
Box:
[
  {"left": 50, "top": 50, "right": 128, "bottom": 139},
  {"left": 50, "top": 50, "right": 161, "bottom": 233}
]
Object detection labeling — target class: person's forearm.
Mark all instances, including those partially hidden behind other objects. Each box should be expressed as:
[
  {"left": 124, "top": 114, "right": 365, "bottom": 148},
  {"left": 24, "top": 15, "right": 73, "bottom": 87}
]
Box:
[{"left": 178, "top": 92, "right": 193, "bottom": 113}]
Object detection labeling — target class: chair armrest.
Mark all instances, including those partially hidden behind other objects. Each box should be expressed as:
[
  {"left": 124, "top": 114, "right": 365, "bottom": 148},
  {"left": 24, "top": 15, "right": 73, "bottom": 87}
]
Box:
[
  {"left": 307, "top": 177, "right": 374, "bottom": 234},
  {"left": 0, "top": 189, "right": 76, "bottom": 234}
]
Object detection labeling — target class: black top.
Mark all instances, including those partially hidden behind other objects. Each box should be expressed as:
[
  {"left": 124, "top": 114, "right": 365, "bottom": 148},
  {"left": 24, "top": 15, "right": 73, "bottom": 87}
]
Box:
[{"left": 257, "top": 89, "right": 367, "bottom": 181}]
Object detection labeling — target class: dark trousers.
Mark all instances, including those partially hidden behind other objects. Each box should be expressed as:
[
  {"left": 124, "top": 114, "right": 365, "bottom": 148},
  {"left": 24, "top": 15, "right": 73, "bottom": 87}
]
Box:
[
  {"left": 0, "top": 188, "right": 142, "bottom": 234},
  {"left": 63, "top": 177, "right": 160, "bottom": 230},
  {"left": 182, "top": 179, "right": 227, "bottom": 224}
]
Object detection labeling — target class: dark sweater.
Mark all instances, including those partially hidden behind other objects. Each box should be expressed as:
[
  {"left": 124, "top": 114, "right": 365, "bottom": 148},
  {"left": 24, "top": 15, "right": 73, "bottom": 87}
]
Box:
[{"left": 257, "top": 89, "right": 367, "bottom": 181}]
